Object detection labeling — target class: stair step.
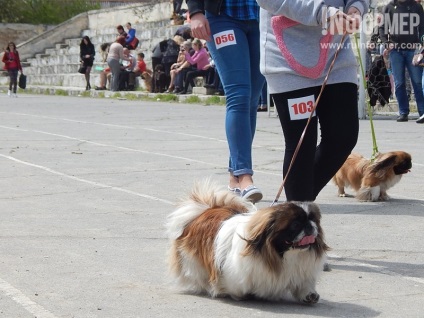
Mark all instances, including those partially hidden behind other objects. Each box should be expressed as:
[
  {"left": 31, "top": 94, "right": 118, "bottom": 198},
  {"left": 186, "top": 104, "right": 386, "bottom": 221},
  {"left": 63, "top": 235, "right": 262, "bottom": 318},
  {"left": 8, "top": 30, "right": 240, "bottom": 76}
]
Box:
[
  {"left": 56, "top": 43, "right": 69, "bottom": 50},
  {"left": 192, "top": 87, "right": 217, "bottom": 95},
  {"left": 35, "top": 53, "right": 50, "bottom": 59}
]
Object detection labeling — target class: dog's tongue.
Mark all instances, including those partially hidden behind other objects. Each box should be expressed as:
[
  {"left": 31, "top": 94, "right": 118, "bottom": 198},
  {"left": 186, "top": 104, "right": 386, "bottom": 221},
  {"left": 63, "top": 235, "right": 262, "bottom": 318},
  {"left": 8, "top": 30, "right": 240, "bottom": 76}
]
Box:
[{"left": 298, "top": 235, "right": 316, "bottom": 246}]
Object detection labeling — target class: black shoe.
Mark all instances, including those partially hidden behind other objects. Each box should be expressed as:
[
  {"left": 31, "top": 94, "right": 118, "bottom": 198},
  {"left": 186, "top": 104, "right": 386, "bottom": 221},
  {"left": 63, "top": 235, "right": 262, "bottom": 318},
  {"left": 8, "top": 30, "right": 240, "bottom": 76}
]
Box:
[
  {"left": 203, "top": 84, "right": 214, "bottom": 88},
  {"left": 396, "top": 114, "right": 408, "bottom": 122},
  {"left": 86, "top": 85, "right": 91, "bottom": 91},
  {"left": 416, "top": 114, "right": 424, "bottom": 124},
  {"left": 257, "top": 105, "right": 267, "bottom": 112},
  {"left": 178, "top": 90, "right": 188, "bottom": 95}
]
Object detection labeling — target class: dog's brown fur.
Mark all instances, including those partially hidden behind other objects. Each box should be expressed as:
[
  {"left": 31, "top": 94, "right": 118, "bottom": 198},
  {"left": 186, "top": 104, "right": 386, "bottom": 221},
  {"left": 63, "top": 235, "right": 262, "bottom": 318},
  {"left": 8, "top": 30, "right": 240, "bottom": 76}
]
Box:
[{"left": 333, "top": 151, "right": 412, "bottom": 201}]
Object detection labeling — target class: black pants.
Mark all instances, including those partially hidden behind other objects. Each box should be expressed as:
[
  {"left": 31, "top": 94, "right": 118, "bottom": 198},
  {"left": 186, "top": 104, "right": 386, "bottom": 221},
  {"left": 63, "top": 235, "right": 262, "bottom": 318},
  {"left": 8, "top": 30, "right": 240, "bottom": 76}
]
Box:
[
  {"left": 272, "top": 83, "right": 359, "bottom": 201},
  {"left": 183, "top": 69, "right": 209, "bottom": 92},
  {"left": 8, "top": 69, "right": 18, "bottom": 93}
]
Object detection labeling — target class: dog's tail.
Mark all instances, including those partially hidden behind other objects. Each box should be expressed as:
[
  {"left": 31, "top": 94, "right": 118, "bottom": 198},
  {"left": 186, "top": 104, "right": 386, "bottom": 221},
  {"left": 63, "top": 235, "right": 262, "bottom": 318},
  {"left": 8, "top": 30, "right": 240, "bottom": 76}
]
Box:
[{"left": 166, "top": 179, "right": 251, "bottom": 240}]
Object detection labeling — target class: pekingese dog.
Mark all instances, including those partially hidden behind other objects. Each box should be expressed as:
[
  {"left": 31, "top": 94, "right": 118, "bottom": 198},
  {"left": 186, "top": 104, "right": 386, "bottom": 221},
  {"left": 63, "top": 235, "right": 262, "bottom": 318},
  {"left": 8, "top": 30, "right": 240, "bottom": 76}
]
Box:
[
  {"left": 166, "top": 181, "right": 329, "bottom": 304},
  {"left": 333, "top": 151, "right": 412, "bottom": 202}
]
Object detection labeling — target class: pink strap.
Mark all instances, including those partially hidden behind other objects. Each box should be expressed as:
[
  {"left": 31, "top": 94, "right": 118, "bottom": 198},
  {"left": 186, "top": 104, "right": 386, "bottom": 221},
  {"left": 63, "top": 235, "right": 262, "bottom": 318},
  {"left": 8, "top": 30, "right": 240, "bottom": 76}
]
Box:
[{"left": 271, "top": 15, "right": 333, "bottom": 79}]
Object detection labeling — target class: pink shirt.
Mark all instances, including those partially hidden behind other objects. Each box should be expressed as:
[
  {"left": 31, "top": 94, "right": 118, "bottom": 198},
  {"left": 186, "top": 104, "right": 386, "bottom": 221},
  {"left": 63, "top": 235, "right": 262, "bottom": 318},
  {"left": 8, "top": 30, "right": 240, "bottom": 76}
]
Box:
[{"left": 185, "top": 48, "right": 209, "bottom": 70}]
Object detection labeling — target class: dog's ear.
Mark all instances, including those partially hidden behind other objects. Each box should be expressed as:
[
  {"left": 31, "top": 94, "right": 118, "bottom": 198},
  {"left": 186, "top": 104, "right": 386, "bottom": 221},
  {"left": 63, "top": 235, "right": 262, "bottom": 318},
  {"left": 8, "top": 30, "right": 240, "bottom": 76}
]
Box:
[
  {"left": 242, "top": 218, "right": 273, "bottom": 254},
  {"left": 371, "top": 154, "right": 397, "bottom": 174}
]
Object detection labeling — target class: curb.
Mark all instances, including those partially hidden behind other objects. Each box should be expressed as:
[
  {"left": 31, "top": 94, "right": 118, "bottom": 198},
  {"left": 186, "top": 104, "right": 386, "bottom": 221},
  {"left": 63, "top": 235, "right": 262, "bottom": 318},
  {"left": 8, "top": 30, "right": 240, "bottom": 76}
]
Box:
[{"left": 0, "top": 85, "right": 227, "bottom": 105}]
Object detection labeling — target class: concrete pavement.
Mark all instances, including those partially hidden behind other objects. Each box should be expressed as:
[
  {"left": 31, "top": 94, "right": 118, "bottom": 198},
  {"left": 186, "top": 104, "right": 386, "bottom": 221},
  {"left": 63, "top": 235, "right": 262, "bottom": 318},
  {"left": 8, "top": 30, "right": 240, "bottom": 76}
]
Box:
[{"left": 0, "top": 93, "right": 423, "bottom": 318}]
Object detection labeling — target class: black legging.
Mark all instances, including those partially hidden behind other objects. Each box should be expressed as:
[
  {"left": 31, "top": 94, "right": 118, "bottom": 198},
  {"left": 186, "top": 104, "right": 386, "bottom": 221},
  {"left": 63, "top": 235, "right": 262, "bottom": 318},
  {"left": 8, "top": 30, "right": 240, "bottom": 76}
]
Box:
[
  {"left": 183, "top": 69, "right": 209, "bottom": 92},
  {"left": 8, "top": 69, "right": 18, "bottom": 93},
  {"left": 272, "top": 82, "right": 359, "bottom": 201}
]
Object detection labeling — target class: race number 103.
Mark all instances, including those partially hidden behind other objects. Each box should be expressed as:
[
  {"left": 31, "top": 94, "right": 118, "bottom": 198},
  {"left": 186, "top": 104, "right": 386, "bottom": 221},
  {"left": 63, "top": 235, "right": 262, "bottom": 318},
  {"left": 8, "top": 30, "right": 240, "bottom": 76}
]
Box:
[
  {"left": 291, "top": 101, "right": 314, "bottom": 115},
  {"left": 287, "top": 95, "right": 316, "bottom": 120}
]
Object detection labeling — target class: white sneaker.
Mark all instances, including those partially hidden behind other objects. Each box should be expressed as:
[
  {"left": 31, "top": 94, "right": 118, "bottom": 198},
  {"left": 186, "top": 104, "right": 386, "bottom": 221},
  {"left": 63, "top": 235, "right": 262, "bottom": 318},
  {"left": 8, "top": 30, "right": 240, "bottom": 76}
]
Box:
[{"left": 7, "top": 90, "right": 11, "bottom": 97}]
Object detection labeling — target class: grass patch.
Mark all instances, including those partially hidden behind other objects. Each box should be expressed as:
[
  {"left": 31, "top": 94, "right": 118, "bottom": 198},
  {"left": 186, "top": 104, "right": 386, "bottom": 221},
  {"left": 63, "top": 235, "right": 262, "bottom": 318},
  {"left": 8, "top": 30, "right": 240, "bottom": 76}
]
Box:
[
  {"left": 125, "top": 93, "right": 138, "bottom": 100},
  {"left": 80, "top": 91, "right": 91, "bottom": 97},
  {"left": 204, "top": 95, "right": 225, "bottom": 105},
  {"left": 155, "top": 94, "right": 178, "bottom": 102},
  {"left": 184, "top": 95, "right": 202, "bottom": 104},
  {"left": 97, "top": 92, "right": 105, "bottom": 98},
  {"left": 55, "top": 89, "right": 68, "bottom": 96},
  {"left": 112, "top": 92, "right": 122, "bottom": 98}
]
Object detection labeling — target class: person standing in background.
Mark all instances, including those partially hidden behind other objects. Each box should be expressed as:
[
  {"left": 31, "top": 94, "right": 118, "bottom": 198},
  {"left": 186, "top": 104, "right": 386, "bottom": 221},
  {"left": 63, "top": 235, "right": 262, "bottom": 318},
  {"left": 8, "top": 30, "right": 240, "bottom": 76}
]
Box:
[
  {"left": 379, "top": 0, "right": 424, "bottom": 123},
  {"left": 79, "top": 36, "right": 95, "bottom": 90},
  {"left": 107, "top": 36, "right": 129, "bottom": 92},
  {"left": 2, "top": 41, "right": 23, "bottom": 98},
  {"left": 187, "top": 0, "right": 266, "bottom": 203}
]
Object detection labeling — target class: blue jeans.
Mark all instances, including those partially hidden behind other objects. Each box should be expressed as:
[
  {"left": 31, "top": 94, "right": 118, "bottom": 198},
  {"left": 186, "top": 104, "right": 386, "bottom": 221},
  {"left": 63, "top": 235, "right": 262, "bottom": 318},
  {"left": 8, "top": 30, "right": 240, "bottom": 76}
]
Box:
[
  {"left": 259, "top": 81, "right": 267, "bottom": 105},
  {"left": 206, "top": 12, "right": 265, "bottom": 176},
  {"left": 390, "top": 49, "right": 424, "bottom": 116}
]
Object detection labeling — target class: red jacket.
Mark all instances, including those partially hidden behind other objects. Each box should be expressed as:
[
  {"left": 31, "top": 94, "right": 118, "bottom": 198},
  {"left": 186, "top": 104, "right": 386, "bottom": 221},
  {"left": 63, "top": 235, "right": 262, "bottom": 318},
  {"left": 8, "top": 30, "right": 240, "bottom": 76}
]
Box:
[{"left": 2, "top": 50, "right": 22, "bottom": 72}]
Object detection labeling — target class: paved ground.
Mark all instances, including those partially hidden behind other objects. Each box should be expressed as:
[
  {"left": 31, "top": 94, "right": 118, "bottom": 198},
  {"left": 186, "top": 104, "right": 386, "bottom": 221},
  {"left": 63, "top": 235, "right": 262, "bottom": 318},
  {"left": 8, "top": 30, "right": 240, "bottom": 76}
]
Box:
[{"left": 0, "top": 92, "right": 423, "bottom": 318}]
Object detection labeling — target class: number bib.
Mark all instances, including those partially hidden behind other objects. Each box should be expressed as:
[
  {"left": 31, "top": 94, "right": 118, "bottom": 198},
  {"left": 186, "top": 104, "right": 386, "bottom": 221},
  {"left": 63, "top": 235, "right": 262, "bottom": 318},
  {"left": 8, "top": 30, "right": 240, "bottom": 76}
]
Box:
[
  {"left": 213, "top": 30, "right": 237, "bottom": 50},
  {"left": 287, "top": 95, "right": 316, "bottom": 120}
]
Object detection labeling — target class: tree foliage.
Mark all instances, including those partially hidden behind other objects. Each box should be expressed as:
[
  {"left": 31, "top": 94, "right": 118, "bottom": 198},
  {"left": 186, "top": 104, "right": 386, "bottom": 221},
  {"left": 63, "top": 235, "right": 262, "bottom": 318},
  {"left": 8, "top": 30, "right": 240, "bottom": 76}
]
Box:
[{"left": 0, "top": 0, "right": 101, "bottom": 24}]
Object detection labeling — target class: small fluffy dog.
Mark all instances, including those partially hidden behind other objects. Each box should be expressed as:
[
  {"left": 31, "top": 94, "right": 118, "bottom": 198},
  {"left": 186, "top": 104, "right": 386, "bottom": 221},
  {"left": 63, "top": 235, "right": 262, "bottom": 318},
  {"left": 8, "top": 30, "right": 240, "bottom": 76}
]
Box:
[
  {"left": 166, "top": 181, "right": 329, "bottom": 303},
  {"left": 333, "top": 151, "right": 412, "bottom": 201}
]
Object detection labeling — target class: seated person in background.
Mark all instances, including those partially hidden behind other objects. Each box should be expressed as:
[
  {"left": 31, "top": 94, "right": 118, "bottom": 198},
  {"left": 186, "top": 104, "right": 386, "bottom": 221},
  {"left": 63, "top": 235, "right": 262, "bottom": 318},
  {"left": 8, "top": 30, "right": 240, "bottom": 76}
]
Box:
[
  {"left": 125, "top": 22, "right": 138, "bottom": 50},
  {"left": 95, "top": 67, "right": 111, "bottom": 90},
  {"left": 172, "top": 40, "right": 194, "bottom": 93},
  {"left": 166, "top": 44, "right": 188, "bottom": 93},
  {"left": 118, "top": 48, "right": 136, "bottom": 90},
  {"left": 129, "top": 52, "right": 152, "bottom": 91},
  {"left": 116, "top": 25, "right": 127, "bottom": 38},
  {"left": 174, "top": 25, "right": 193, "bottom": 41},
  {"left": 133, "top": 52, "right": 147, "bottom": 76},
  {"left": 203, "top": 58, "right": 224, "bottom": 95},
  {"left": 179, "top": 38, "right": 210, "bottom": 94}
]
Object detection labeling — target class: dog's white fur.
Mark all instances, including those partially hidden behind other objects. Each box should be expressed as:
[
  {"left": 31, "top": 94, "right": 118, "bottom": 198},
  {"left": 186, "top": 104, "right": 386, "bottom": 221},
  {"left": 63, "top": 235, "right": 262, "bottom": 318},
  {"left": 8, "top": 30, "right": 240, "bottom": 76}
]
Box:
[{"left": 166, "top": 181, "right": 327, "bottom": 303}]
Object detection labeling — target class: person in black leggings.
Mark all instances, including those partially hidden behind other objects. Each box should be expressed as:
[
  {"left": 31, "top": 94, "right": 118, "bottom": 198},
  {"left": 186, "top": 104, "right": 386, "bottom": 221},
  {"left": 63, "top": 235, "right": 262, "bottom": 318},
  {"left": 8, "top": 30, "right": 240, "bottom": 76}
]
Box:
[
  {"left": 258, "top": 0, "right": 367, "bottom": 202},
  {"left": 272, "top": 83, "right": 359, "bottom": 201}
]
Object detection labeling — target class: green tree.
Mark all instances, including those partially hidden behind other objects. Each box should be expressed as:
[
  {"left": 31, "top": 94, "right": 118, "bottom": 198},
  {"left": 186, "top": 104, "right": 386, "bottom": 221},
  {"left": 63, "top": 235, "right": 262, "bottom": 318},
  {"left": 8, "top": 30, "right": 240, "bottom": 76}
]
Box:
[
  {"left": 0, "top": 0, "right": 26, "bottom": 23},
  {"left": 0, "top": 0, "right": 100, "bottom": 24}
]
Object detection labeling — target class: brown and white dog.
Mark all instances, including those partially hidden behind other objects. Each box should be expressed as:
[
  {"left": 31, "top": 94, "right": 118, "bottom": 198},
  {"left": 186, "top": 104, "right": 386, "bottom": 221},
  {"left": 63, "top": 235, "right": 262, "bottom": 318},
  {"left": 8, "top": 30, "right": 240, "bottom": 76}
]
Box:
[
  {"left": 166, "top": 181, "right": 329, "bottom": 303},
  {"left": 333, "top": 151, "right": 412, "bottom": 201}
]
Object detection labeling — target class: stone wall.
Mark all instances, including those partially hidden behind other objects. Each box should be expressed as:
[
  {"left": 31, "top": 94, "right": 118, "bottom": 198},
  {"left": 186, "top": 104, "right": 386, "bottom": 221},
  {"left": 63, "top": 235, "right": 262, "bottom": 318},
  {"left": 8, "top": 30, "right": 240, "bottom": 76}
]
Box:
[
  {"left": 0, "top": 23, "right": 54, "bottom": 51},
  {"left": 0, "top": 23, "right": 54, "bottom": 69}
]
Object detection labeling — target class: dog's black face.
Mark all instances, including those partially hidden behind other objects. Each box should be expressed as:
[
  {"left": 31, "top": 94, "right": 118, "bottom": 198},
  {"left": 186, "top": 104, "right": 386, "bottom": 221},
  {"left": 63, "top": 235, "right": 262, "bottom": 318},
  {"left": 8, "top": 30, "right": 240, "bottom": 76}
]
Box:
[
  {"left": 270, "top": 203, "right": 320, "bottom": 256},
  {"left": 394, "top": 157, "right": 412, "bottom": 175}
]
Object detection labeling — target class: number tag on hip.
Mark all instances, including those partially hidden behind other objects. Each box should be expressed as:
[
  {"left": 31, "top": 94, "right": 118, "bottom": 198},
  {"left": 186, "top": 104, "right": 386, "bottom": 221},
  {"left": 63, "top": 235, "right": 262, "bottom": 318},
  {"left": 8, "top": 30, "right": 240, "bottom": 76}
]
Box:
[
  {"left": 288, "top": 95, "right": 316, "bottom": 120},
  {"left": 213, "top": 30, "right": 237, "bottom": 50}
]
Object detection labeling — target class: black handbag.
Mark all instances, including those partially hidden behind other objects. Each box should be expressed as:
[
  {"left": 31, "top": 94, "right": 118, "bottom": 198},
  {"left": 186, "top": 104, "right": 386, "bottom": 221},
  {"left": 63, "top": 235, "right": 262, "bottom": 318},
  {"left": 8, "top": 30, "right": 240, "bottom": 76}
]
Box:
[
  {"left": 78, "top": 63, "right": 87, "bottom": 74},
  {"left": 18, "top": 74, "right": 27, "bottom": 89}
]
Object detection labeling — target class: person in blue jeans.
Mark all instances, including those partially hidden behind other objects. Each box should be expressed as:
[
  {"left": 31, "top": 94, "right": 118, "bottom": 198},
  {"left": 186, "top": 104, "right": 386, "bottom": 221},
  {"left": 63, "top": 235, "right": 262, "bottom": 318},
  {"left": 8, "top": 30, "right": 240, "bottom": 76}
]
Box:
[
  {"left": 379, "top": 0, "right": 424, "bottom": 123},
  {"left": 187, "top": 0, "right": 266, "bottom": 203},
  {"left": 258, "top": 81, "right": 268, "bottom": 112}
]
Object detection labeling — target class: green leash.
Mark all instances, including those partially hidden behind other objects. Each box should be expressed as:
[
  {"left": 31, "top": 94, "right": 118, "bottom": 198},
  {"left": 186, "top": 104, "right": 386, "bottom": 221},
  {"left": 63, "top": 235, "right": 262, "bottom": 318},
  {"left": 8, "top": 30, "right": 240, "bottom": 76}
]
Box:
[{"left": 354, "top": 34, "right": 379, "bottom": 161}]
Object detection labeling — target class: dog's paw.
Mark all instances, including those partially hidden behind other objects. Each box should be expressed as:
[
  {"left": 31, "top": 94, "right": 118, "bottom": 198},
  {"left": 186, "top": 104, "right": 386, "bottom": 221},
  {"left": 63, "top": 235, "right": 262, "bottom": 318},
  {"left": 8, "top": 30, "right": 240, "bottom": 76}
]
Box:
[
  {"left": 338, "top": 193, "right": 354, "bottom": 198},
  {"left": 379, "top": 193, "right": 390, "bottom": 201},
  {"left": 302, "top": 292, "right": 320, "bottom": 304}
]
